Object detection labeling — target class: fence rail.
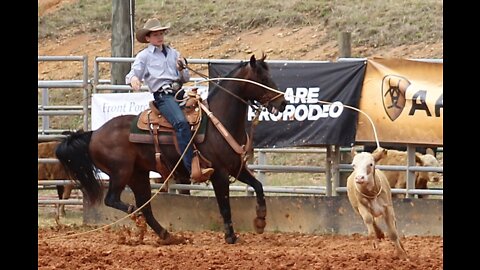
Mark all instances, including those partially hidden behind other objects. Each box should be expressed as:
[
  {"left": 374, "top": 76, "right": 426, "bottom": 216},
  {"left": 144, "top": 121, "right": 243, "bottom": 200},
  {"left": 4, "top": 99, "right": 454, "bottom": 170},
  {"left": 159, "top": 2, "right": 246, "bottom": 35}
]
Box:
[
  {"left": 38, "top": 55, "right": 443, "bottom": 207},
  {"left": 38, "top": 147, "right": 443, "bottom": 206},
  {"left": 38, "top": 56, "right": 90, "bottom": 133}
]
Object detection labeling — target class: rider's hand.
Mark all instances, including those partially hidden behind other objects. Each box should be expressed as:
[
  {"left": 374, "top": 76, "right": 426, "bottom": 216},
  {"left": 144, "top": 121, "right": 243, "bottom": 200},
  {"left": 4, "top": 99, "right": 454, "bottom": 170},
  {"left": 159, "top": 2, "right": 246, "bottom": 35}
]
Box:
[
  {"left": 177, "top": 57, "right": 186, "bottom": 71},
  {"left": 130, "top": 76, "right": 142, "bottom": 91}
]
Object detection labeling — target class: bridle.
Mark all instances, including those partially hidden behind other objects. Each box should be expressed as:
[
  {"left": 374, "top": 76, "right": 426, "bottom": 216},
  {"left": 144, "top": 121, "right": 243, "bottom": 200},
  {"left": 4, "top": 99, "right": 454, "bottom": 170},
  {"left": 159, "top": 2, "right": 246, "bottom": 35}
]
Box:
[
  {"left": 183, "top": 61, "right": 284, "bottom": 181},
  {"left": 184, "top": 62, "right": 283, "bottom": 113}
]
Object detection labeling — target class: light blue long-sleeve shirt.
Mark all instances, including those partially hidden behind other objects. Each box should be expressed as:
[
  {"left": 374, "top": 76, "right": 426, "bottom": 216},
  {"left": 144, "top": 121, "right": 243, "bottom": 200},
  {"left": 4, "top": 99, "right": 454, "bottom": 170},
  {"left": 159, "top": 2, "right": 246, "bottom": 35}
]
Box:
[{"left": 125, "top": 44, "right": 190, "bottom": 93}]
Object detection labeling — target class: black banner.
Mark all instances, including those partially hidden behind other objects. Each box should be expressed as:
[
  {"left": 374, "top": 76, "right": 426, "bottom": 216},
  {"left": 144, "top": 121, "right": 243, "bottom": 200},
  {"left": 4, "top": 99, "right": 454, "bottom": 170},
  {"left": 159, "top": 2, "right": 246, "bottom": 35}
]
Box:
[{"left": 208, "top": 61, "right": 366, "bottom": 147}]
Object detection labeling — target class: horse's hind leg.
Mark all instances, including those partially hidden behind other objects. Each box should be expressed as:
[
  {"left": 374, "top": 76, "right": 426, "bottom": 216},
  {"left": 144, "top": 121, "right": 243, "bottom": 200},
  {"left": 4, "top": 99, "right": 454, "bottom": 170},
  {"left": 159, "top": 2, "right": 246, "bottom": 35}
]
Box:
[
  {"left": 211, "top": 171, "right": 237, "bottom": 244},
  {"left": 128, "top": 170, "right": 170, "bottom": 241},
  {"left": 104, "top": 172, "right": 135, "bottom": 214},
  {"left": 237, "top": 168, "right": 267, "bottom": 234}
]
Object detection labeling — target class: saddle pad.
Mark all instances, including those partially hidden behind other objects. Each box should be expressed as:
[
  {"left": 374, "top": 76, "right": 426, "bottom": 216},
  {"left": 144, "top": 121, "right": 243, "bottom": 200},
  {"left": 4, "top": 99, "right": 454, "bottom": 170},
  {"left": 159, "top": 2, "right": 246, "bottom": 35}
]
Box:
[
  {"left": 129, "top": 133, "right": 175, "bottom": 144},
  {"left": 129, "top": 114, "right": 177, "bottom": 144},
  {"left": 131, "top": 103, "right": 208, "bottom": 143}
]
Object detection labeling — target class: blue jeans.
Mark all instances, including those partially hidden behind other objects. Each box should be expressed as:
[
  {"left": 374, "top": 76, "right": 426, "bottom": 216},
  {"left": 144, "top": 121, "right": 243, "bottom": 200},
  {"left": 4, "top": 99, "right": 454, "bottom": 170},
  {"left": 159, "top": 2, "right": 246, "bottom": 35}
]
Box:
[{"left": 153, "top": 92, "right": 193, "bottom": 175}]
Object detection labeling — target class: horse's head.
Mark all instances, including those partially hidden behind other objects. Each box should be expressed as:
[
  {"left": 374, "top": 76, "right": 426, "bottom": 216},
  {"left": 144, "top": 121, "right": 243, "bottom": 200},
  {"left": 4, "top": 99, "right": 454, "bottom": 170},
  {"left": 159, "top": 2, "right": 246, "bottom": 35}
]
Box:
[{"left": 238, "top": 54, "right": 287, "bottom": 115}]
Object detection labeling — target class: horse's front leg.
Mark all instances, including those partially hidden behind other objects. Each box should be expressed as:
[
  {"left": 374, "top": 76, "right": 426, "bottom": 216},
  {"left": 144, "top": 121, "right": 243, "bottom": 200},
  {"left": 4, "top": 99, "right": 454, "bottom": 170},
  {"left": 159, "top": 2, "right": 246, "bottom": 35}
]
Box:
[
  {"left": 211, "top": 171, "right": 237, "bottom": 244},
  {"left": 237, "top": 168, "right": 266, "bottom": 234}
]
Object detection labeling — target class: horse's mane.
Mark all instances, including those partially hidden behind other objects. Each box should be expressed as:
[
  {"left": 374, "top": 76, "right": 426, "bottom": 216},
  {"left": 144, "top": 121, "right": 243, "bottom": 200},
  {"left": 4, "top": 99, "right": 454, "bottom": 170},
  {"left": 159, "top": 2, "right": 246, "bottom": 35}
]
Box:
[
  {"left": 225, "top": 61, "right": 248, "bottom": 77},
  {"left": 208, "top": 55, "right": 268, "bottom": 99},
  {"left": 207, "top": 62, "right": 246, "bottom": 99}
]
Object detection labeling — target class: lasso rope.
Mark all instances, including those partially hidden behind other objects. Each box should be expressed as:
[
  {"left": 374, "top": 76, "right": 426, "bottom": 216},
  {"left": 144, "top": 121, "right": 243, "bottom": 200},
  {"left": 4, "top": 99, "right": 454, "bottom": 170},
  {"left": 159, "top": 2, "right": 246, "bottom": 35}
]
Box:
[
  {"left": 44, "top": 104, "right": 203, "bottom": 242},
  {"left": 199, "top": 77, "right": 381, "bottom": 149},
  {"left": 43, "top": 77, "right": 380, "bottom": 241}
]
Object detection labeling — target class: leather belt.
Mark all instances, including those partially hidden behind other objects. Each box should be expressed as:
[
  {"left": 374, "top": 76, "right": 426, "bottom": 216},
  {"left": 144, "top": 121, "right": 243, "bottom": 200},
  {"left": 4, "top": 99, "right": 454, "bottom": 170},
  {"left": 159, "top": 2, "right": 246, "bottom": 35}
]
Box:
[
  {"left": 154, "top": 82, "right": 182, "bottom": 99},
  {"left": 161, "top": 82, "right": 182, "bottom": 91},
  {"left": 160, "top": 84, "right": 173, "bottom": 91},
  {"left": 153, "top": 90, "right": 172, "bottom": 99}
]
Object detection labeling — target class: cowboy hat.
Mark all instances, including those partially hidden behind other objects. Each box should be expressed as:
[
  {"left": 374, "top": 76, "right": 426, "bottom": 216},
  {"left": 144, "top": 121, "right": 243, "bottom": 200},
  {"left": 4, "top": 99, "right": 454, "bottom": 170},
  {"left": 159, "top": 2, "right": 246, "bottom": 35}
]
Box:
[{"left": 136, "top": 18, "right": 171, "bottom": 43}]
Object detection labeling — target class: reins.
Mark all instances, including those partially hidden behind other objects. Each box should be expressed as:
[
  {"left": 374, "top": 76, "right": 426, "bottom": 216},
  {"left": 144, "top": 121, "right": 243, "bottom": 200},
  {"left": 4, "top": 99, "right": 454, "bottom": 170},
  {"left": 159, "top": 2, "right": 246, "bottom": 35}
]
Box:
[
  {"left": 185, "top": 64, "right": 250, "bottom": 106},
  {"left": 184, "top": 62, "right": 281, "bottom": 111},
  {"left": 183, "top": 63, "right": 279, "bottom": 181}
]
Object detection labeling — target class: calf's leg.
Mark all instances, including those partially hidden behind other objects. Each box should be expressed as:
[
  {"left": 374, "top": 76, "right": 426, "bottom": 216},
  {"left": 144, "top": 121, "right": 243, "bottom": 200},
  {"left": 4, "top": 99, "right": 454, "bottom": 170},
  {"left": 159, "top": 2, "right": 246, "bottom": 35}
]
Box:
[
  {"left": 384, "top": 205, "right": 407, "bottom": 258},
  {"left": 358, "top": 206, "right": 382, "bottom": 249},
  {"left": 372, "top": 217, "right": 385, "bottom": 239}
]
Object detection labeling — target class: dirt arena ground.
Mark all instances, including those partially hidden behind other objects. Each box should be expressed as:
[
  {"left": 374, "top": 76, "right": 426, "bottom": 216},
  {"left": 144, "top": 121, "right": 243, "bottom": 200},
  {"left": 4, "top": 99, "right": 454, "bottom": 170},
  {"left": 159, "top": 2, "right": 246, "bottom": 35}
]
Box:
[
  {"left": 38, "top": 225, "right": 443, "bottom": 270},
  {"left": 38, "top": 2, "right": 443, "bottom": 269}
]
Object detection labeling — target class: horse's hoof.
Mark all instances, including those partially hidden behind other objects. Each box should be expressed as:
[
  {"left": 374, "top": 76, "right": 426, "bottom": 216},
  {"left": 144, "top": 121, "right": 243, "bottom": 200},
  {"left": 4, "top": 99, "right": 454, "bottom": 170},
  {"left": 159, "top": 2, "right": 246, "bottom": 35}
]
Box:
[
  {"left": 225, "top": 234, "right": 238, "bottom": 244},
  {"left": 156, "top": 234, "right": 187, "bottom": 246},
  {"left": 253, "top": 217, "right": 266, "bottom": 234}
]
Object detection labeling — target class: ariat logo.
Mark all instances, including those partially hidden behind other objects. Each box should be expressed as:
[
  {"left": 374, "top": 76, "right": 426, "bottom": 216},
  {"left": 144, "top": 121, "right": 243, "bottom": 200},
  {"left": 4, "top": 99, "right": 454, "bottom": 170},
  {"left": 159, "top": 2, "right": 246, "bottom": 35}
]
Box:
[{"left": 381, "top": 75, "right": 410, "bottom": 121}]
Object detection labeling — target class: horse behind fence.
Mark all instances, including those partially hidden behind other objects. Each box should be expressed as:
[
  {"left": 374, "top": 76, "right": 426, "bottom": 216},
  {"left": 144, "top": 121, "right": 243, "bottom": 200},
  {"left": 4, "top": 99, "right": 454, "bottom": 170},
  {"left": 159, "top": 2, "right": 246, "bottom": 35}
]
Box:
[{"left": 38, "top": 141, "right": 75, "bottom": 218}]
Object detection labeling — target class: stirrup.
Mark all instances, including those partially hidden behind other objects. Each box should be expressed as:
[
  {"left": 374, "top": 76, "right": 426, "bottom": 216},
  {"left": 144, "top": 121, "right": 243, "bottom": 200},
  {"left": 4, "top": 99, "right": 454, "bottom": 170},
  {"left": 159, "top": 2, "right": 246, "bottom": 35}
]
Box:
[
  {"left": 190, "top": 168, "right": 214, "bottom": 183},
  {"left": 201, "top": 168, "right": 214, "bottom": 177}
]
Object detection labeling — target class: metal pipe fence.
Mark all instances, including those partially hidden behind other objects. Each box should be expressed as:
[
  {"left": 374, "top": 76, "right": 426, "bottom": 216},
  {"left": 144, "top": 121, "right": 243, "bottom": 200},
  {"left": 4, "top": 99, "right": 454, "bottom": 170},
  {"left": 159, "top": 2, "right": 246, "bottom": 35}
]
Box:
[
  {"left": 38, "top": 146, "right": 443, "bottom": 206},
  {"left": 38, "top": 56, "right": 90, "bottom": 133},
  {"left": 38, "top": 55, "right": 443, "bottom": 207}
]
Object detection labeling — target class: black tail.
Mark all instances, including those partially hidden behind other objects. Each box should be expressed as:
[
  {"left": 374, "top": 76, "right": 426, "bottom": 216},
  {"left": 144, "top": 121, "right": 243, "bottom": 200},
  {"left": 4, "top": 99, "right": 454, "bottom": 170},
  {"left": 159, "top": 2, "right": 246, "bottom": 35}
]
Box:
[{"left": 55, "top": 130, "right": 103, "bottom": 205}]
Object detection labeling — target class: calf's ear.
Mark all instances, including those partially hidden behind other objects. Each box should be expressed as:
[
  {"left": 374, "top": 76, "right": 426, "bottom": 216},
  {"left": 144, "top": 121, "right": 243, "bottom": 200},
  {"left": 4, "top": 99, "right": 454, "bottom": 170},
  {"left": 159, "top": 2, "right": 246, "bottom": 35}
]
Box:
[
  {"left": 350, "top": 147, "right": 357, "bottom": 157},
  {"left": 372, "top": 150, "right": 386, "bottom": 163},
  {"left": 415, "top": 153, "right": 424, "bottom": 165},
  {"left": 372, "top": 148, "right": 386, "bottom": 162}
]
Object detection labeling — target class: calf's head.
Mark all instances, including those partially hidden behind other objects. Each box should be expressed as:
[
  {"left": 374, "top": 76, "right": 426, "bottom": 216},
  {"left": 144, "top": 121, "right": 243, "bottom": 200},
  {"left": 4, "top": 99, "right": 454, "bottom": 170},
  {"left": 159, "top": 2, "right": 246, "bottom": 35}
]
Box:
[
  {"left": 420, "top": 154, "right": 442, "bottom": 182},
  {"left": 351, "top": 149, "right": 386, "bottom": 185}
]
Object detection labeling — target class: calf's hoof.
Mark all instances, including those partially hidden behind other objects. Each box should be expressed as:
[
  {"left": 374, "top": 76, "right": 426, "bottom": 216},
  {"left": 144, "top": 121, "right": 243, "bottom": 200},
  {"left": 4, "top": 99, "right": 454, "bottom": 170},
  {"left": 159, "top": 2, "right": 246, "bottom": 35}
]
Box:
[
  {"left": 395, "top": 250, "right": 408, "bottom": 260},
  {"left": 372, "top": 239, "right": 380, "bottom": 249}
]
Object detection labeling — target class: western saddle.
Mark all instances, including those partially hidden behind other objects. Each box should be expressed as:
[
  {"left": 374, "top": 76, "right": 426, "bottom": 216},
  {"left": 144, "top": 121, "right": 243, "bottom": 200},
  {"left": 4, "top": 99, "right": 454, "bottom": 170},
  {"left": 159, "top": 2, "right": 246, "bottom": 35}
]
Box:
[{"left": 129, "top": 89, "right": 214, "bottom": 183}]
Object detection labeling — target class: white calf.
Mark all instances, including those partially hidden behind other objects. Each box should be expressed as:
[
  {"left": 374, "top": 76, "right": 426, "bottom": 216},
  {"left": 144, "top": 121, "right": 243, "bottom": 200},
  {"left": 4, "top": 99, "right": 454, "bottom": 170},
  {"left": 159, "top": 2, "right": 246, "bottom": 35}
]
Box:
[{"left": 346, "top": 150, "right": 407, "bottom": 258}]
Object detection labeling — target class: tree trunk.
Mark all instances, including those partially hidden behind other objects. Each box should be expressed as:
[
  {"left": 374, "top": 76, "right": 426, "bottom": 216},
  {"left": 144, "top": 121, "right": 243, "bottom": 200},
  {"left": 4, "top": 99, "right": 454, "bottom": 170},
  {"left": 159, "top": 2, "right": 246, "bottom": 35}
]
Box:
[{"left": 111, "top": 0, "right": 134, "bottom": 91}]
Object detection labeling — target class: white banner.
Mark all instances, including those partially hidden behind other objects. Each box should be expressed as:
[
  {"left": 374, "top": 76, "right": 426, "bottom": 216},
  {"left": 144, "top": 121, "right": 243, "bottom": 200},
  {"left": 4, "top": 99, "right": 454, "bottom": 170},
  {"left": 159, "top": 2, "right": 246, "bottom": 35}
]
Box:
[
  {"left": 91, "top": 86, "right": 208, "bottom": 130},
  {"left": 91, "top": 92, "right": 152, "bottom": 130}
]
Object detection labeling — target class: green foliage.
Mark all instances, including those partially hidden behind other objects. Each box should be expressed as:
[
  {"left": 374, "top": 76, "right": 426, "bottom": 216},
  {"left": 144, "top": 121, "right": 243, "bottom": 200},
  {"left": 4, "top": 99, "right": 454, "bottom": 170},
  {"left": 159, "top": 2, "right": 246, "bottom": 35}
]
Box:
[
  {"left": 39, "top": 0, "right": 112, "bottom": 39},
  {"left": 208, "top": 221, "right": 222, "bottom": 231},
  {"left": 39, "top": 0, "right": 442, "bottom": 48}
]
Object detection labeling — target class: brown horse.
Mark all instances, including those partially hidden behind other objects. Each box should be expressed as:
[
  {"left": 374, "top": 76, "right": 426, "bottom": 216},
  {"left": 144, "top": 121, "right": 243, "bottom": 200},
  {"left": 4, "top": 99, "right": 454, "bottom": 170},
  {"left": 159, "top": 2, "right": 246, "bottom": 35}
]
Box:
[
  {"left": 38, "top": 141, "right": 75, "bottom": 218},
  {"left": 56, "top": 54, "right": 287, "bottom": 244}
]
